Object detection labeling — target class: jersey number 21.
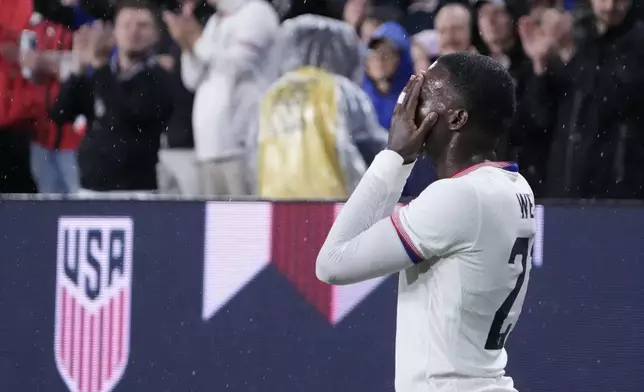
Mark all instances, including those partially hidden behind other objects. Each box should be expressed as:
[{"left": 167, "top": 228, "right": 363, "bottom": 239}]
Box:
[{"left": 485, "top": 237, "right": 531, "bottom": 350}]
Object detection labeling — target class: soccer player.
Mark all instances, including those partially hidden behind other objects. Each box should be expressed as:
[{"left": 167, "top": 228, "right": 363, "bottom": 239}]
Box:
[{"left": 316, "top": 52, "right": 536, "bottom": 392}]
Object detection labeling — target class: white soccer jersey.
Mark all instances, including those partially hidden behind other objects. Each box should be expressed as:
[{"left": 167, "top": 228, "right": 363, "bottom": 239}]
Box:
[
  {"left": 316, "top": 150, "right": 536, "bottom": 392},
  {"left": 392, "top": 161, "right": 535, "bottom": 392}
]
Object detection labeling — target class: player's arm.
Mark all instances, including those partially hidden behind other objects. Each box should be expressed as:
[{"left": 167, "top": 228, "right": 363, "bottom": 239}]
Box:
[
  {"left": 316, "top": 73, "right": 476, "bottom": 285},
  {"left": 316, "top": 73, "right": 435, "bottom": 285},
  {"left": 316, "top": 149, "right": 415, "bottom": 285},
  {"left": 316, "top": 161, "right": 480, "bottom": 285}
]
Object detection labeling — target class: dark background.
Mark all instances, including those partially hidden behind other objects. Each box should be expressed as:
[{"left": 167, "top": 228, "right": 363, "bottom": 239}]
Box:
[{"left": 0, "top": 200, "right": 643, "bottom": 391}]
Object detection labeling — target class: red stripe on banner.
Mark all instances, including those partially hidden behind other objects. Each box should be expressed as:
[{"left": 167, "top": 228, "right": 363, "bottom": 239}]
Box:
[
  {"left": 70, "top": 297, "right": 76, "bottom": 378},
  {"left": 118, "top": 290, "right": 124, "bottom": 364},
  {"left": 98, "top": 307, "right": 103, "bottom": 390},
  {"left": 270, "top": 203, "right": 334, "bottom": 320},
  {"left": 108, "top": 297, "right": 113, "bottom": 378},
  {"left": 89, "top": 314, "right": 95, "bottom": 392},
  {"left": 61, "top": 287, "right": 67, "bottom": 364},
  {"left": 104, "top": 301, "right": 110, "bottom": 388},
  {"left": 122, "top": 290, "right": 128, "bottom": 368},
  {"left": 287, "top": 205, "right": 296, "bottom": 284},
  {"left": 79, "top": 307, "right": 85, "bottom": 391}
]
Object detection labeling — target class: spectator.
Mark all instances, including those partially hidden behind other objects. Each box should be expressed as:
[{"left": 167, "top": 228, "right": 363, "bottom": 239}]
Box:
[
  {"left": 155, "top": 39, "right": 201, "bottom": 196},
  {"left": 410, "top": 37, "right": 432, "bottom": 74},
  {"left": 435, "top": 2, "right": 477, "bottom": 54},
  {"left": 272, "top": 0, "right": 342, "bottom": 21},
  {"left": 33, "top": 0, "right": 96, "bottom": 29},
  {"left": 155, "top": 3, "right": 213, "bottom": 196},
  {"left": 362, "top": 21, "right": 438, "bottom": 198},
  {"left": 19, "top": 13, "right": 84, "bottom": 194},
  {"left": 472, "top": 0, "right": 543, "bottom": 192},
  {"left": 363, "top": 21, "right": 414, "bottom": 130},
  {"left": 343, "top": 0, "right": 368, "bottom": 33},
  {"left": 402, "top": 0, "right": 439, "bottom": 35},
  {"left": 0, "top": 3, "right": 40, "bottom": 194},
  {"left": 410, "top": 29, "right": 439, "bottom": 69},
  {"left": 250, "top": 15, "right": 386, "bottom": 199},
  {"left": 519, "top": 0, "right": 644, "bottom": 198},
  {"left": 474, "top": 0, "right": 523, "bottom": 68},
  {"left": 50, "top": 0, "right": 173, "bottom": 194},
  {"left": 164, "top": 0, "right": 279, "bottom": 197},
  {"left": 33, "top": 0, "right": 213, "bottom": 29},
  {"left": 359, "top": 5, "right": 404, "bottom": 43}
]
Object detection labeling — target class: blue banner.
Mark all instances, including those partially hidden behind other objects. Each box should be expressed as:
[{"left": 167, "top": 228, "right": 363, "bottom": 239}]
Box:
[{"left": 0, "top": 200, "right": 642, "bottom": 392}]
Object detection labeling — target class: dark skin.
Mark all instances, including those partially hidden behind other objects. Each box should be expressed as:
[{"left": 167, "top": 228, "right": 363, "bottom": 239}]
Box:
[{"left": 388, "top": 64, "right": 497, "bottom": 179}]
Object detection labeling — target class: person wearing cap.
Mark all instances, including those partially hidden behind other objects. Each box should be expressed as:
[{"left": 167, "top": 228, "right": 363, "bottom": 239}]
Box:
[
  {"left": 363, "top": 21, "right": 414, "bottom": 130},
  {"left": 363, "top": 20, "right": 439, "bottom": 197}
]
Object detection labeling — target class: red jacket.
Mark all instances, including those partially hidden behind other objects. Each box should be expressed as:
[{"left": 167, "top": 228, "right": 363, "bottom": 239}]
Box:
[
  {"left": 0, "top": 17, "right": 83, "bottom": 150},
  {"left": 31, "top": 19, "right": 83, "bottom": 150},
  {"left": 0, "top": 0, "right": 37, "bottom": 128}
]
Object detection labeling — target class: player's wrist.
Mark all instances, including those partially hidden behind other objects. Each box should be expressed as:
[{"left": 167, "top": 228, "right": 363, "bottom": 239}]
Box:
[
  {"left": 388, "top": 149, "right": 418, "bottom": 165},
  {"left": 382, "top": 149, "right": 407, "bottom": 164}
]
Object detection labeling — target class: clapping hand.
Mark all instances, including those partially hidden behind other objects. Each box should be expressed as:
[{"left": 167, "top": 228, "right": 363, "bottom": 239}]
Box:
[
  {"left": 518, "top": 15, "right": 554, "bottom": 74},
  {"left": 163, "top": 2, "right": 203, "bottom": 51},
  {"left": 72, "top": 25, "right": 92, "bottom": 73},
  {"left": 86, "top": 20, "right": 115, "bottom": 68}
]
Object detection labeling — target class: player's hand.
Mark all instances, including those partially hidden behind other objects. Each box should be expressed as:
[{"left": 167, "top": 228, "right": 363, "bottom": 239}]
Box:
[{"left": 388, "top": 73, "right": 438, "bottom": 164}]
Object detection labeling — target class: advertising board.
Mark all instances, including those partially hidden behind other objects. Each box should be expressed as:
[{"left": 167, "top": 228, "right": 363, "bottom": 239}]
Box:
[{"left": 0, "top": 200, "right": 642, "bottom": 391}]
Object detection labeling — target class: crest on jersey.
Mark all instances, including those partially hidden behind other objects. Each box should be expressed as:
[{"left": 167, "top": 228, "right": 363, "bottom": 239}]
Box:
[{"left": 54, "top": 217, "right": 134, "bottom": 392}]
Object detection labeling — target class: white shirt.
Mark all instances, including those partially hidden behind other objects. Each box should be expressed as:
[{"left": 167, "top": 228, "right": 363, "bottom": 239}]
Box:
[
  {"left": 181, "top": 0, "right": 278, "bottom": 160},
  {"left": 316, "top": 150, "right": 536, "bottom": 392}
]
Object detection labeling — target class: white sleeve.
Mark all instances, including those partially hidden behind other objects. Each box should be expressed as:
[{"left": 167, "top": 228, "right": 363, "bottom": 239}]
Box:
[
  {"left": 181, "top": 51, "right": 208, "bottom": 92},
  {"left": 192, "top": 4, "right": 278, "bottom": 76},
  {"left": 315, "top": 150, "right": 415, "bottom": 285},
  {"left": 180, "top": 17, "right": 215, "bottom": 92},
  {"left": 391, "top": 179, "right": 480, "bottom": 263}
]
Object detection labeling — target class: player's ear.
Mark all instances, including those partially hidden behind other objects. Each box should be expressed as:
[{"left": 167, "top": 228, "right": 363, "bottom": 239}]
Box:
[{"left": 447, "top": 109, "right": 468, "bottom": 131}]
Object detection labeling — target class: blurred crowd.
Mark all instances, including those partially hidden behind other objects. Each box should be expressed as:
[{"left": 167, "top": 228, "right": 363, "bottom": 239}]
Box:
[{"left": 0, "top": 0, "right": 643, "bottom": 199}]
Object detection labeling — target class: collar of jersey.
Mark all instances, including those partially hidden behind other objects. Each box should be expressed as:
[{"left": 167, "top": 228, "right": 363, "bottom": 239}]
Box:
[{"left": 451, "top": 161, "right": 519, "bottom": 178}]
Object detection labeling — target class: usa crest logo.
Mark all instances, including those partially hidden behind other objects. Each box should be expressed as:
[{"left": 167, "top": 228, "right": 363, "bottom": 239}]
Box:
[{"left": 55, "top": 217, "right": 133, "bottom": 392}]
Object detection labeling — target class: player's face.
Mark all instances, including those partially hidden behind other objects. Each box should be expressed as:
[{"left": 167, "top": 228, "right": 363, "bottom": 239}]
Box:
[{"left": 416, "top": 63, "right": 468, "bottom": 159}]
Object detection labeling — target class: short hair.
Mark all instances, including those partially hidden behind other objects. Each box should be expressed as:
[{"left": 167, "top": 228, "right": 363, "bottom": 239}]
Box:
[
  {"left": 435, "top": 2, "right": 472, "bottom": 27},
  {"left": 437, "top": 52, "right": 516, "bottom": 138},
  {"left": 115, "top": 0, "right": 162, "bottom": 28},
  {"left": 364, "top": 5, "right": 404, "bottom": 24}
]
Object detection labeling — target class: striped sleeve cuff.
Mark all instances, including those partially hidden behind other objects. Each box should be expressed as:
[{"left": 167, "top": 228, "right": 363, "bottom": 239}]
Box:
[{"left": 390, "top": 210, "right": 424, "bottom": 264}]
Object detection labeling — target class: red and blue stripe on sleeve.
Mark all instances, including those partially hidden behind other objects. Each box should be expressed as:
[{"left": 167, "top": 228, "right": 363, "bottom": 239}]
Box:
[{"left": 390, "top": 211, "right": 424, "bottom": 264}]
